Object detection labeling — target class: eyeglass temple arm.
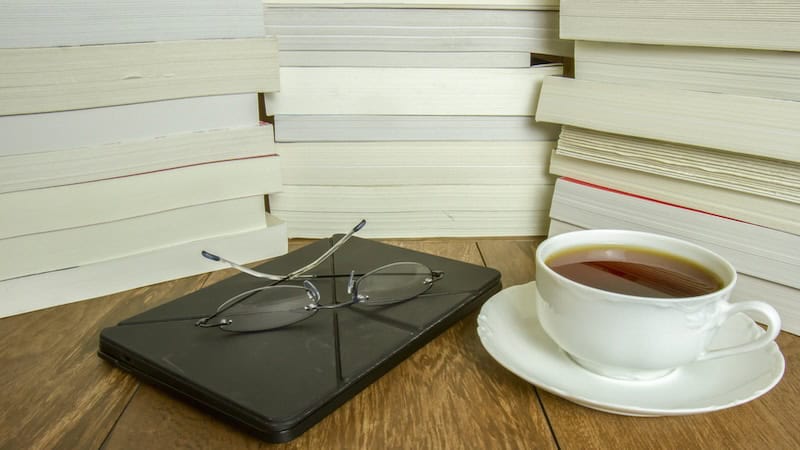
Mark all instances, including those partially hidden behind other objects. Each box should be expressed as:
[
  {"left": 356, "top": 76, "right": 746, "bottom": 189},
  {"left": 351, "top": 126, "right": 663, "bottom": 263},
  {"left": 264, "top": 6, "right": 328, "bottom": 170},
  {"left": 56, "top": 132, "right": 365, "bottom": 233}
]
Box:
[
  {"left": 200, "top": 219, "right": 367, "bottom": 280},
  {"left": 282, "top": 219, "right": 366, "bottom": 280},
  {"left": 200, "top": 250, "right": 283, "bottom": 280}
]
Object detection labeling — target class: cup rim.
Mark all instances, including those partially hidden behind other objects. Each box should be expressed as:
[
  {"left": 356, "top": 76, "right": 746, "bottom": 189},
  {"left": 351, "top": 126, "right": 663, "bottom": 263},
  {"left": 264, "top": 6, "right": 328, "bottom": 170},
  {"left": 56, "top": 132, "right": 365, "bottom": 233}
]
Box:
[{"left": 536, "top": 229, "right": 737, "bottom": 303}]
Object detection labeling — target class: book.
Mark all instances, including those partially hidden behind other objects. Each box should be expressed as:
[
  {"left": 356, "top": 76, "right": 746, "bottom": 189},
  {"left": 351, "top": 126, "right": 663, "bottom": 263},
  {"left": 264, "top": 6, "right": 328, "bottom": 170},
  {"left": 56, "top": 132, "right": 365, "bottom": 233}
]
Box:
[
  {"left": 263, "top": 0, "right": 558, "bottom": 9},
  {"left": 0, "top": 94, "right": 260, "bottom": 158},
  {"left": 263, "top": 6, "right": 572, "bottom": 55},
  {"left": 0, "top": 0, "right": 266, "bottom": 48},
  {"left": 548, "top": 152, "right": 800, "bottom": 236},
  {"left": 278, "top": 51, "right": 533, "bottom": 68},
  {"left": 554, "top": 126, "right": 800, "bottom": 204},
  {"left": 559, "top": 0, "right": 800, "bottom": 52},
  {"left": 273, "top": 116, "right": 560, "bottom": 142},
  {"left": 573, "top": 41, "right": 800, "bottom": 102},
  {"left": 277, "top": 210, "right": 551, "bottom": 238},
  {"left": 535, "top": 76, "right": 800, "bottom": 163},
  {"left": 277, "top": 141, "right": 555, "bottom": 185},
  {"left": 0, "top": 153, "right": 280, "bottom": 239},
  {"left": 0, "top": 196, "right": 269, "bottom": 281},
  {"left": 547, "top": 218, "right": 799, "bottom": 336},
  {"left": 0, "top": 215, "right": 287, "bottom": 318},
  {"left": 1, "top": 38, "right": 279, "bottom": 115},
  {"left": 1, "top": 125, "right": 275, "bottom": 194},
  {"left": 265, "top": 65, "right": 563, "bottom": 116},
  {"left": 272, "top": 185, "right": 553, "bottom": 211}
]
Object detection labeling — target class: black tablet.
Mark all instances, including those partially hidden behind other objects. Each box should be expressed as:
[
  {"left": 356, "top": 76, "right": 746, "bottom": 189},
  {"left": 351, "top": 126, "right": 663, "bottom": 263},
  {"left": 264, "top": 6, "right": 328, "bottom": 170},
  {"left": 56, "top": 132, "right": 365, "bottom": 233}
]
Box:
[{"left": 99, "top": 235, "right": 501, "bottom": 442}]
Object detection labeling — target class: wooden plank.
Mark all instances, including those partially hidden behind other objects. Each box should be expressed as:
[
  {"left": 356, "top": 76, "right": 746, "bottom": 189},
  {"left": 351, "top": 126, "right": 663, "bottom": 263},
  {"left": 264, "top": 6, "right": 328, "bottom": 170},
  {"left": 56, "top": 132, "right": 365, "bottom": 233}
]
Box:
[
  {"left": 537, "top": 331, "right": 800, "bottom": 450},
  {"left": 0, "top": 274, "right": 209, "bottom": 450},
  {"left": 476, "top": 237, "right": 543, "bottom": 287},
  {"left": 102, "top": 238, "right": 557, "bottom": 449}
]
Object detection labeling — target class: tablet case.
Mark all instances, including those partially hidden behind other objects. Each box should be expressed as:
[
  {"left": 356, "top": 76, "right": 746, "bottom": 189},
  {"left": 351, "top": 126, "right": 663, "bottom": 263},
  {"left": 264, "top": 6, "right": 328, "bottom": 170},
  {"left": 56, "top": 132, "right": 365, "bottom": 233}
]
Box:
[{"left": 98, "top": 235, "right": 501, "bottom": 442}]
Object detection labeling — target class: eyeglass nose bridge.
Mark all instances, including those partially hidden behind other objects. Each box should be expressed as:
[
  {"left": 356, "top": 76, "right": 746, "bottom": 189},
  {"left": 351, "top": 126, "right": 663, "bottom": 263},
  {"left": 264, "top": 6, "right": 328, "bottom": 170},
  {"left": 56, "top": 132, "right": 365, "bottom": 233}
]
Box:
[
  {"left": 423, "top": 270, "right": 445, "bottom": 285},
  {"left": 195, "top": 317, "right": 233, "bottom": 328}
]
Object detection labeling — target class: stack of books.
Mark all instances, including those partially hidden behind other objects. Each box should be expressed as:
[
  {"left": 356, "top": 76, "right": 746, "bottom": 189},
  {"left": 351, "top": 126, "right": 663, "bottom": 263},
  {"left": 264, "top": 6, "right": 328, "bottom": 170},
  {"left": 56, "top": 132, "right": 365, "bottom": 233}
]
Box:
[
  {"left": 0, "top": 0, "right": 288, "bottom": 317},
  {"left": 535, "top": 0, "right": 800, "bottom": 334},
  {"left": 262, "top": 0, "right": 573, "bottom": 238},
  {"left": 265, "top": 2, "right": 571, "bottom": 61}
]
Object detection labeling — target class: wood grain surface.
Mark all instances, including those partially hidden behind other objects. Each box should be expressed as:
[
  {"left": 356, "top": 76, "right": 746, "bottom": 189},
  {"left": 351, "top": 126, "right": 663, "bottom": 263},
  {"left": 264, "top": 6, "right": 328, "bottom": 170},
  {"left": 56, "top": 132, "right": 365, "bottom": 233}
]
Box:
[{"left": 0, "top": 237, "right": 797, "bottom": 450}]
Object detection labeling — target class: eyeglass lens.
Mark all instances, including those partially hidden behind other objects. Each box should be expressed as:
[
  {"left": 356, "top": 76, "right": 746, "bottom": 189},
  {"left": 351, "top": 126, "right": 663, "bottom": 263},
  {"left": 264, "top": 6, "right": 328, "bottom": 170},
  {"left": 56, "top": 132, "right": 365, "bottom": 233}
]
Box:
[
  {"left": 355, "top": 262, "right": 434, "bottom": 305},
  {"left": 215, "top": 285, "right": 317, "bottom": 332}
]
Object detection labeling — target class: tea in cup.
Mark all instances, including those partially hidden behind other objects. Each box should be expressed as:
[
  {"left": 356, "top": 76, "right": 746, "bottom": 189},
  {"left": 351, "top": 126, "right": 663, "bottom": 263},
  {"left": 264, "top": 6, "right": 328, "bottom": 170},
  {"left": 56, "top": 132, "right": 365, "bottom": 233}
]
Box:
[{"left": 535, "top": 229, "right": 781, "bottom": 381}]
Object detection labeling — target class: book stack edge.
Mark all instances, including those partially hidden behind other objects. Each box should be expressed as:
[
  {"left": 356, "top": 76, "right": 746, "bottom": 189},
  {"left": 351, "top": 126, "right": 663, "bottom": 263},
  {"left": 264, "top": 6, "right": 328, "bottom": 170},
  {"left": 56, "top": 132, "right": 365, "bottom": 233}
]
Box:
[
  {"left": 537, "top": 0, "right": 800, "bottom": 334},
  {"left": 263, "top": 1, "right": 573, "bottom": 237},
  {"left": 0, "top": 0, "right": 287, "bottom": 317}
]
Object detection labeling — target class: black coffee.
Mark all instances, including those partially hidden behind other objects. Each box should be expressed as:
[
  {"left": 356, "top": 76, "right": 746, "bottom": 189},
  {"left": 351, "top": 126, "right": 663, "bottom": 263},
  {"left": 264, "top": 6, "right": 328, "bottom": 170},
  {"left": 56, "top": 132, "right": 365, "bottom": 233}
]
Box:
[{"left": 545, "top": 245, "right": 723, "bottom": 298}]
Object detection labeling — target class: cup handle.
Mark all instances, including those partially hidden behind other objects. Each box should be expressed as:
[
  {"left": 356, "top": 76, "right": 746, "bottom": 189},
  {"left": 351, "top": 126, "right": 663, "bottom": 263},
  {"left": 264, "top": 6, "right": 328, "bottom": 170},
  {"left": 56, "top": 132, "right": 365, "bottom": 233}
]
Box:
[{"left": 697, "top": 301, "right": 781, "bottom": 362}]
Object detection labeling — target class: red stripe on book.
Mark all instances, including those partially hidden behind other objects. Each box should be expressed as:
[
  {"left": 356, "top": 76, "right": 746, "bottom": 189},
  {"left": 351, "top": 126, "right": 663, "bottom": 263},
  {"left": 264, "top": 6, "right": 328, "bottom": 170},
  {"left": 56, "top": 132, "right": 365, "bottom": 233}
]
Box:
[
  {"left": 559, "top": 177, "right": 749, "bottom": 224},
  {"left": 47, "top": 153, "right": 280, "bottom": 189}
]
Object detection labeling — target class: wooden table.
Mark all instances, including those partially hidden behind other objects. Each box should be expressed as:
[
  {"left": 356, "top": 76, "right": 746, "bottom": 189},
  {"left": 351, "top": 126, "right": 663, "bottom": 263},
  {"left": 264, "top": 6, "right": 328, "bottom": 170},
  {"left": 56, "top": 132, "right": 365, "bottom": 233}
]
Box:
[{"left": 1, "top": 237, "right": 797, "bottom": 449}]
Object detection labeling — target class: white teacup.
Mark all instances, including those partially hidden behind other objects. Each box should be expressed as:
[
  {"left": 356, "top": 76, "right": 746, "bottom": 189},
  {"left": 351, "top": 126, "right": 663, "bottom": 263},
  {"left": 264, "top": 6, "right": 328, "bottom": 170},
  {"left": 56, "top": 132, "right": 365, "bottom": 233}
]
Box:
[{"left": 535, "top": 229, "right": 781, "bottom": 381}]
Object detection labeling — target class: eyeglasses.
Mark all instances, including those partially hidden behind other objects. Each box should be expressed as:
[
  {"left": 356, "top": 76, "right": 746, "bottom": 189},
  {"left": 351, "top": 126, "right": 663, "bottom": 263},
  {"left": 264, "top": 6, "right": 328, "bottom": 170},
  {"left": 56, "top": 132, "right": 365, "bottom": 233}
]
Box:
[{"left": 195, "top": 220, "right": 445, "bottom": 332}]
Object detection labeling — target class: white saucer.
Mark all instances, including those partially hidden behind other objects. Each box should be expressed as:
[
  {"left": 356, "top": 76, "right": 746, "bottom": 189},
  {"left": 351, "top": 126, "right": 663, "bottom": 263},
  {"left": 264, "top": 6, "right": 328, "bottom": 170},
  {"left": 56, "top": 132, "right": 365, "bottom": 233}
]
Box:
[{"left": 477, "top": 282, "right": 785, "bottom": 416}]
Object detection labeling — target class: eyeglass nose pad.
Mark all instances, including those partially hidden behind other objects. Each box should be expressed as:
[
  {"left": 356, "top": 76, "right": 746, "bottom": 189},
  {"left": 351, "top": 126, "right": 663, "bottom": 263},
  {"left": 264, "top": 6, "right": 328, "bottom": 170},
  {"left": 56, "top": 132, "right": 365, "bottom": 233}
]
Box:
[
  {"left": 303, "top": 280, "right": 321, "bottom": 304},
  {"left": 346, "top": 270, "right": 356, "bottom": 295}
]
